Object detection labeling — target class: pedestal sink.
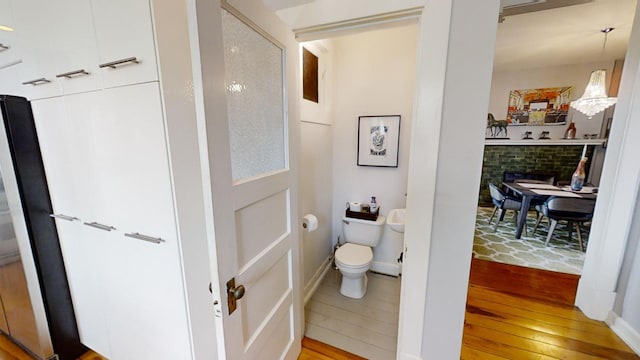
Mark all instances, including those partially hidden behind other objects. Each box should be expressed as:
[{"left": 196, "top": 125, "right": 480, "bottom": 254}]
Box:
[{"left": 387, "top": 208, "right": 406, "bottom": 233}]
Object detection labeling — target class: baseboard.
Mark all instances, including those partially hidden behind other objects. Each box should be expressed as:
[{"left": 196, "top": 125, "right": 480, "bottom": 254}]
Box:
[
  {"left": 304, "top": 255, "right": 333, "bottom": 305},
  {"left": 575, "top": 281, "right": 617, "bottom": 320},
  {"left": 610, "top": 312, "right": 640, "bottom": 355},
  {"left": 398, "top": 352, "right": 422, "bottom": 360},
  {"left": 371, "top": 261, "right": 401, "bottom": 277}
]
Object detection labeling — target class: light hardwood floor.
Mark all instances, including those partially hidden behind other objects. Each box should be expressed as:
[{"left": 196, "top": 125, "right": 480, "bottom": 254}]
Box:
[
  {"left": 463, "top": 257, "right": 639, "bottom": 359},
  {"left": 1, "top": 259, "right": 638, "bottom": 359},
  {"left": 299, "top": 337, "right": 365, "bottom": 360}
]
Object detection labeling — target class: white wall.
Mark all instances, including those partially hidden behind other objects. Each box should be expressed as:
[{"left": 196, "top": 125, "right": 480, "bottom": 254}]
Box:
[
  {"left": 299, "top": 40, "right": 334, "bottom": 299},
  {"left": 330, "top": 24, "right": 418, "bottom": 245},
  {"left": 488, "top": 61, "right": 614, "bottom": 140},
  {"left": 616, "top": 184, "right": 640, "bottom": 329},
  {"left": 399, "top": 1, "right": 499, "bottom": 358},
  {"left": 300, "top": 121, "right": 333, "bottom": 294}
]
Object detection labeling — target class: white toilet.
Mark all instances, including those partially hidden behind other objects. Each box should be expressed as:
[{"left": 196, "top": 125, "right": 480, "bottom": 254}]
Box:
[{"left": 335, "top": 213, "right": 386, "bottom": 299}]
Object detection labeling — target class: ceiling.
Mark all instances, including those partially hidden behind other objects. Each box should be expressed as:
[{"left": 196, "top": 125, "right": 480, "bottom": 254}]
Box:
[
  {"left": 494, "top": 0, "right": 637, "bottom": 71},
  {"left": 265, "top": 0, "right": 637, "bottom": 72}
]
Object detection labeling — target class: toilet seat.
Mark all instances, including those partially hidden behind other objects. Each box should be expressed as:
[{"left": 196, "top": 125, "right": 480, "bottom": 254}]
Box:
[{"left": 335, "top": 243, "right": 372, "bottom": 269}]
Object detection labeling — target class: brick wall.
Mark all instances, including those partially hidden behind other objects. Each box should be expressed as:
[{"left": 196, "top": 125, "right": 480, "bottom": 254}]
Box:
[{"left": 478, "top": 145, "right": 595, "bottom": 206}]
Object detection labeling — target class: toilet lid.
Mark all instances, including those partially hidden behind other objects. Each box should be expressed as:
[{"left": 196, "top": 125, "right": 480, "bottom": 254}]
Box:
[{"left": 335, "top": 243, "right": 373, "bottom": 267}]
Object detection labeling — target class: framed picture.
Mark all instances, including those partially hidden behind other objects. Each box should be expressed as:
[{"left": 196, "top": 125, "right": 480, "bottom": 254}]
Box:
[
  {"left": 506, "top": 86, "right": 572, "bottom": 126},
  {"left": 357, "top": 115, "right": 401, "bottom": 167}
]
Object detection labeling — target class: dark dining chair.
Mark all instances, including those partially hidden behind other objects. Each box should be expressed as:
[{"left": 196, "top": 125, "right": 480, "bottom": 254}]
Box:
[
  {"left": 488, "top": 183, "right": 523, "bottom": 232},
  {"left": 532, "top": 197, "right": 595, "bottom": 251}
]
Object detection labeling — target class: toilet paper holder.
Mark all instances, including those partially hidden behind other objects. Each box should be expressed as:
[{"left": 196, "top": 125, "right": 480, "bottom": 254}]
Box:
[{"left": 301, "top": 214, "right": 318, "bottom": 232}]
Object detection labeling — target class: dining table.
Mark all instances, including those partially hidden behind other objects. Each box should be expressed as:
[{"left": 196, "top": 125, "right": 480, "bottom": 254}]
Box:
[{"left": 502, "top": 182, "right": 597, "bottom": 239}]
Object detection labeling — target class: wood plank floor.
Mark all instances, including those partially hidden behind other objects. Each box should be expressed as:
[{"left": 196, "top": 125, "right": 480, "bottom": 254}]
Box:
[
  {"left": 468, "top": 255, "right": 580, "bottom": 306},
  {"left": 304, "top": 269, "right": 400, "bottom": 360},
  {"left": 299, "top": 337, "right": 366, "bottom": 360},
  {"left": 1, "top": 259, "right": 637, "bottom": 359},
  {"left": 463, "top": 258, "right": 640, "bottom": 359}
]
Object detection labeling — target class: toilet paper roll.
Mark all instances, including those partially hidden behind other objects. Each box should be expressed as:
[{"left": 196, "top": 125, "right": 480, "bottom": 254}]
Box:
[
  {"left": 302, "top": 214, "right": 318, "bottom": 232},
  {"left": 349, "top": 201, "right": 362, "bottom": 212}
]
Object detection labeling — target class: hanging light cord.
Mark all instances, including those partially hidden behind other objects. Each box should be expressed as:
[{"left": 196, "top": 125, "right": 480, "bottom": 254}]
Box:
[{"left": 601, "top": 27, "right": 614, "bottom": 60}]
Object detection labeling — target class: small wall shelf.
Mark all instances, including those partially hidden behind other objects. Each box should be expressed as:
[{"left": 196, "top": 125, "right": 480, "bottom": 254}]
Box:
[{"left": 484, "top": 139, "right": 606, "bottom": 146}]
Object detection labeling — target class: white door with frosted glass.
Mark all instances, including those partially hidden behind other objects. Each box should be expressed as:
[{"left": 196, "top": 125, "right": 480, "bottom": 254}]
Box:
[{"left": 189, "top": 0, "right": 302, "bottom": 359}]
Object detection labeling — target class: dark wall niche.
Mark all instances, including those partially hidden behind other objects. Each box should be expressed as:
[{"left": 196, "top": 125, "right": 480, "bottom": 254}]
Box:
[{"left": 303, "top": 47, "right": 319, "bottom": 103}]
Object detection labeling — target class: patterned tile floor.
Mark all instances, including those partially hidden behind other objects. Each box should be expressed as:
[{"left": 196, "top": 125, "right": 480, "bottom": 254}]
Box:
[{"left": 473, "top": 206, "right": 588, "bottom": 275}]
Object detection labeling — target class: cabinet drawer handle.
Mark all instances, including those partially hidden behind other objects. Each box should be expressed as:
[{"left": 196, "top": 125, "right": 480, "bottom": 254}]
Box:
[
  {"left": 125, "top": 232, "right": 165, "bottom": 244},
  {"left": 22, "top": 78, "right": 52, "bottom": 86},
  {"left": 99, "top": 57, "right": 140, "bottom": 69},
  {"left": 0, "top": 43, "right": 9, "bottom": 52},
  {"left": 56, "top": 69, "right": 90, "bottom": 79},
  {"left": 50, "top": 213, "right": 79, "bottom": 222},
  {"left": 83, "top": 222, "right": 116, "bottom": 232}
]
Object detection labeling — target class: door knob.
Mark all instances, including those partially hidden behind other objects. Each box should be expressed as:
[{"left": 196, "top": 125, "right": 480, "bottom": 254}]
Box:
[
  {"left": 226, "top": 277, "right": 245, "bottom": 315},
  {"left": 229, "top": 284, "right": 245, "bottom": 300}
]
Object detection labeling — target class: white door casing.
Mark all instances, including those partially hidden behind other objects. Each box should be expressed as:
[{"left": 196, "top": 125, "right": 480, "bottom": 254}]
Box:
[{"left": 187, "top": 0, "right": 303, "bottom": 359}]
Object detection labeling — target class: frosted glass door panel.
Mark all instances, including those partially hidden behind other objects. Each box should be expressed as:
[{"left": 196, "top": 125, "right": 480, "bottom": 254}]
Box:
[{"left": 221, "top": 9, "right": 286, "bottom": 181}]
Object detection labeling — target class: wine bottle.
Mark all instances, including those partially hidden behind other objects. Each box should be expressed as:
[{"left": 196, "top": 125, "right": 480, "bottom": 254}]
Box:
[
  {"left": 564, "top": 121, "right": 577, "bottom": 139},
  {"left": 570, "top": 157, "right": 587, "bottom": 191}
]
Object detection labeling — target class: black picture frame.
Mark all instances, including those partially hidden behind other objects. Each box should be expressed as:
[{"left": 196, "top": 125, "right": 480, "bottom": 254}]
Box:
[{"left": 357, "top": 115, "right": 401, "bottom": 167}]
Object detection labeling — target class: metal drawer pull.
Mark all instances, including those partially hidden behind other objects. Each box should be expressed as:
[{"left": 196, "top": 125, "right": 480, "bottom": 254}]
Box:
[
  {"left": 0, "top": 43, "right": 9, "bottom": 52},
  {"left": 84, "top": 222, "right": 116, "bottom": 232},
  {"left": 50, "top": 214, "right": 79, "bottom": 222},
  {"left": 56, "top": 69, "right": 90, "bottom": 78},
  {"left": 99, "top": 57, "right": 140, "bottom": 69},
  {"left": 22, "top": 78, "right": 51, "bottom": 86},
  {"left": 125, "top": 232, "right": 164, "bottom": 244}
]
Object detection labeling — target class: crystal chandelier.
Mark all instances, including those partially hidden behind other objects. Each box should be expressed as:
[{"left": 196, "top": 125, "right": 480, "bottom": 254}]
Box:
[{"left": 570, "top": 28, "right": 618, "bottom": 119}]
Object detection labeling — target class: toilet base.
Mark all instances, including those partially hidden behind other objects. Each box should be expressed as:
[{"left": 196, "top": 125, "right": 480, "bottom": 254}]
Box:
[{"left": 340, "top": 272, "right": 368, "bottom": 299}]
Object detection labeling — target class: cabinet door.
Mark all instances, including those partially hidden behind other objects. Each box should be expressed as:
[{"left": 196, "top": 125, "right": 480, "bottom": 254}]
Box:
[
  {"left": 89, "top": 84, "right": 189, "bottom": 359},
  {"left": 92, "top": 0, "right": 158, "bottom": 88},
  {"left": 11, "top": 0, "right": 61, "bottom": 100},
  {"left": 55, "top": 220, "right": 111, "bottom": 358},
  {"left": 31, "top": 93, "right": 105, "bottom": 220},
  {"left": 52, "top": 0, "right": 102, "bottom": 95},
  {"left": 93, "top": 83, "right": 174, "bottom": 237},
  {"left": 0, "top": 64, "right": 27, "bottom": 97},
  {"left": 0, "top": 0, "right": 20, "bottom": 68},
  {"left": 105, "top": 229, "right": 191, "bottom": 360}
]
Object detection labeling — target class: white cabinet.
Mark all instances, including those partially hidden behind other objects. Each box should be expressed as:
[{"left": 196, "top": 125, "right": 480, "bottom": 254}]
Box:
[
  {"left": 0, "top": 0, "right": 20, "bottom": 69},
  {"left": 31, "top": 93, "right": 105, "bottom": 221},
  {"left": 34, "top": 82, "right": 191, "bottom": 359},
  {"left": 11, "top": 0, "right": 61, "bottom": 99},
  {"left": 12, "top": 0, "right": 102, "bottom": 98},
  {"left": 10, "top": 0, "right": 158, "bottom": 100},
  {"left": 92, "top": 84, "right": 173, "bottom": 237},
  {"left": 92, "top": 0, "right": 159, "bottom": 88},
  {"left": 0, "top": 63, "right": 27, "bottom": 97},
  {"left": 51, "top": 0, "right": 102, "bottom": 95},
  {"left": 104, "top": 221, "right": 191, "bottom": 360},
  {"left": 54, "top": 220, "right": 111, "bottom": 359}
]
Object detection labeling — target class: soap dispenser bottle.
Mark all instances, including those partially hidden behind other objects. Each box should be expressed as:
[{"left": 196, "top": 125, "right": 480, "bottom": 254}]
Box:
[{"left": 370, "top": 196, "right": 378, "bottom": 213}]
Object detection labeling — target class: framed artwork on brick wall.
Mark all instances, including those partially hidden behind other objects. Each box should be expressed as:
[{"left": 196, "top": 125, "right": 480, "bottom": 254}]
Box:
[{"left": 507, "top": 87, "right": 572, "bottom": 126}]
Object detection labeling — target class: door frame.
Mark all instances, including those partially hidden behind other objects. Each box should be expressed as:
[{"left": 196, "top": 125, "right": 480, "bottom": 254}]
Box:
[{"left": 286, "top": 1, "right": 499, "bottom": 358}]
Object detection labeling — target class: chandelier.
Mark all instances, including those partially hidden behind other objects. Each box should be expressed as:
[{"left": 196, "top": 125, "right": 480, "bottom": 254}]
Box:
[{"left": 570, "top": 28, "right": 618, "bottom": 119}]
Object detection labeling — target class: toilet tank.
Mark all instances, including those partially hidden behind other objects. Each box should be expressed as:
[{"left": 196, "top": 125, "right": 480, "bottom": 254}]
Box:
[{"left": 342, "top": 213, "right": 386, "bottom": 247}]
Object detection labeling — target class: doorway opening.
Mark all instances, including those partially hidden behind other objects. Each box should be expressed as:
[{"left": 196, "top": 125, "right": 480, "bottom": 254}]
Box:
[
  {"left": 296, "top": 20, "right": 419, "bottom": 359},
  {"left": 464, "top": 0, "right": 639, "bottom": 356},
  {"left": 473, "top": 0, "right": 634, "bottom": 276}
]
